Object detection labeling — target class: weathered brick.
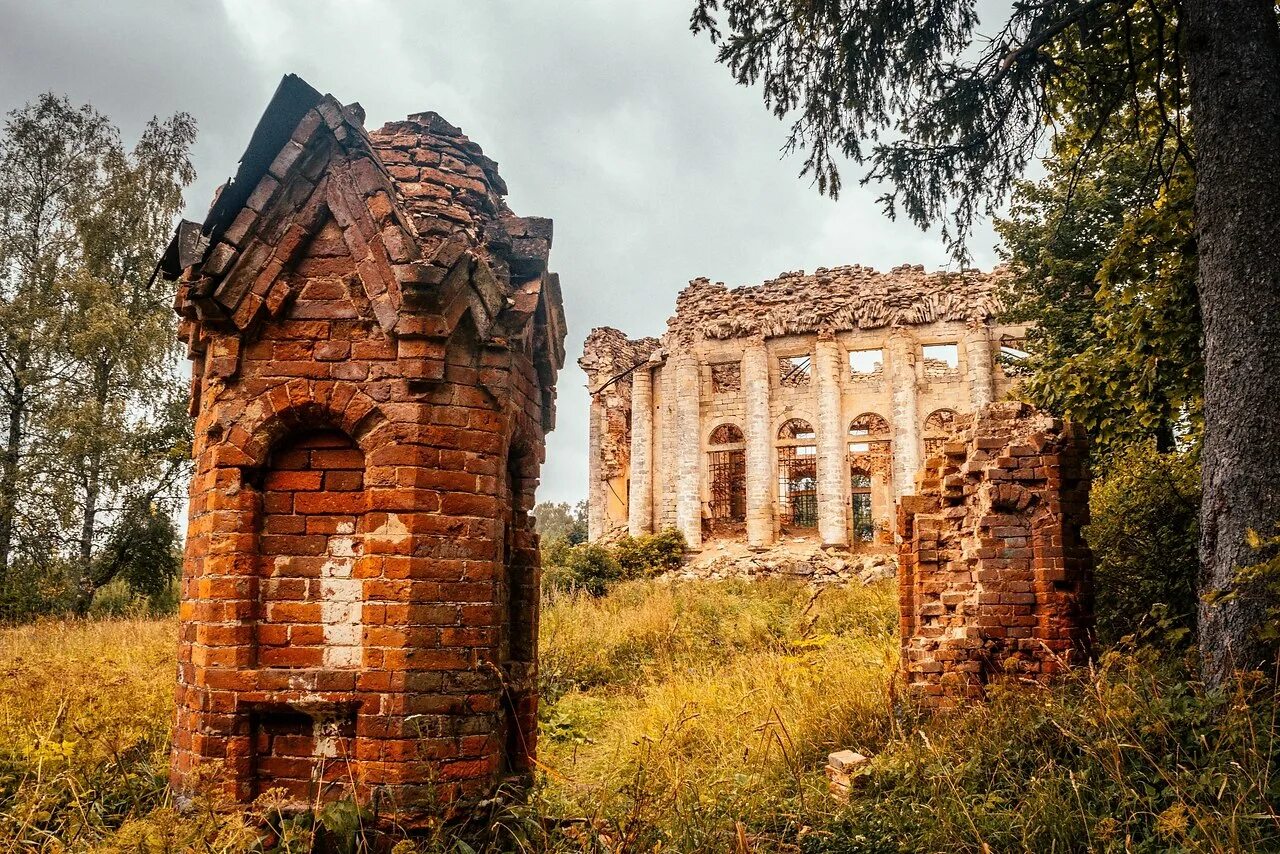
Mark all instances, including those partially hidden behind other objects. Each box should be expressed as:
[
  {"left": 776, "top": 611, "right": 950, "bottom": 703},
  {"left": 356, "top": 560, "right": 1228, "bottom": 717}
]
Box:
[{"left": 168, "top": 83, "right": 563, "bottom": 824}]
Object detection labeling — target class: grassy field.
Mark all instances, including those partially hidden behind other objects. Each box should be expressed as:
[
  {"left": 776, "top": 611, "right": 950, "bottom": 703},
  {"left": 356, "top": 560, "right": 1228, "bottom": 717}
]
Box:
[{"left": 2, "top": 579, "right": 1278, "bottom": 852}]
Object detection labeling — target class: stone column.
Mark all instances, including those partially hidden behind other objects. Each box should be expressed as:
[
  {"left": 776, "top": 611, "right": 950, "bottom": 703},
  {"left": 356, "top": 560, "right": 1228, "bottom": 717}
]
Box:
[
  {"left": 674, "top": 348, "right": 702, "bottom": 550},
  {"left": 628, "top": 362, "right": 654, "bottom": 536},
  {"left": 742, "top": 336, "right": 774, "bottom": 548},
  {"left": 815, "top": 331, "right": 848, "bottom": 546},
  {"left": 888, "top": 329, "right": 921, "bottom": 499},
  {"left": 965, "top": 321, "right": 995, "bottom": 410},
  {"left": 587, "top": 395, "right": 606, "bottom": 541}
]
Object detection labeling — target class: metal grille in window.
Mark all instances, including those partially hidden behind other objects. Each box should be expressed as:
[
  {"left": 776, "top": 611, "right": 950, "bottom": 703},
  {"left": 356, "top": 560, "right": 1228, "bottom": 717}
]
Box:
[
  {"left": 851, "top": 471, "right": 873, "bottom": 543},
  {"left": 778, "top": 445, "right": 817, "bottom": 528},
  {"left": 778, "top": 355, "right": 811, "bottom": 387},
  {"left": 710, "top": 363, "right": 742, "bottom": 393},
  {"left": 708, "top": 449, "right": 746, "bottom": 521}
]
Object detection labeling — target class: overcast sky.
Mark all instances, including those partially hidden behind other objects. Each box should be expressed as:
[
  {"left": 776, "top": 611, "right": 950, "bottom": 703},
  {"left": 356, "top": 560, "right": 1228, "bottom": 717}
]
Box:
[{"left": 0, "top": 0, "right": 1005, "bottom": 506}]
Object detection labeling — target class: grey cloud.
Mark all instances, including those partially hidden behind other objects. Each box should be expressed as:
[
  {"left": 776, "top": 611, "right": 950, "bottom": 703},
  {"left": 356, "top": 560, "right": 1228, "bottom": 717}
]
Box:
[{"left": 0, "top": 0, "right": 1003, "bottom": 505}]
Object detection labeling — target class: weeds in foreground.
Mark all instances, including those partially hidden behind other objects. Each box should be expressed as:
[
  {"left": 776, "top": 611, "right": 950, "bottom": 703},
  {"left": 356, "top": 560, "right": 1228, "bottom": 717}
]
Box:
[{"left": 2, "top": 580, "right": 1279, "bottom": 852}]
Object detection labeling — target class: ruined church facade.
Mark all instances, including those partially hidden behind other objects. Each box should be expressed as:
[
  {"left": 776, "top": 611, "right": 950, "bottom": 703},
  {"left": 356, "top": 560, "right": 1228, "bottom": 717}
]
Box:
[{"left": 581, "top": 266, "right": 1028, "bottom": 550}]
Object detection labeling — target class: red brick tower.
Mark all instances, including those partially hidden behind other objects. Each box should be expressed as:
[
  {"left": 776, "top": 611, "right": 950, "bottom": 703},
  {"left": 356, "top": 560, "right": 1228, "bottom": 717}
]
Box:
[{"left": 161, "top": 75, "right": 565, "bottom": 820}]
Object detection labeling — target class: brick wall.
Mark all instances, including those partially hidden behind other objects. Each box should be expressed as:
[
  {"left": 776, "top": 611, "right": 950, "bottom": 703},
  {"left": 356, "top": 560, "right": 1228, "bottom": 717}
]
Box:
[
  {"left": 164, "top": 75, "right": 564, "bottom": 824},
  {"left": 898, "top": 401, "right": 1093, "bottom": 709}
]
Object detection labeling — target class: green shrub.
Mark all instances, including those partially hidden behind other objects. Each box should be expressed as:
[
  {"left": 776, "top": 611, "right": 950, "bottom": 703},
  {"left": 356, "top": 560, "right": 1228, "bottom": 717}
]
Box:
[
  {"left": 1086, "top": 444, "right": 1200, "bottom": 646},
  {"left": 612, "top": 528, "right": 687, "bottom": 577},
  {"left": 543, "top": 542, "right": 623, "bottom": 596}
]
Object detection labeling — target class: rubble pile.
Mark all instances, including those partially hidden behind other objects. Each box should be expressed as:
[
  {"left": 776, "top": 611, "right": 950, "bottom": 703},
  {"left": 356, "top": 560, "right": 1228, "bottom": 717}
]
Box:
[{"left": 668, "top": 539, "right": 897, "bottom": 586}]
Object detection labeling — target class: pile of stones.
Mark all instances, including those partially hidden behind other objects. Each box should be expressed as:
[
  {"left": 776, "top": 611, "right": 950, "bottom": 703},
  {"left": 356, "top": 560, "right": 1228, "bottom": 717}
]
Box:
[{"left": 665, "top": 539, "right": 896, "bottom": 586}]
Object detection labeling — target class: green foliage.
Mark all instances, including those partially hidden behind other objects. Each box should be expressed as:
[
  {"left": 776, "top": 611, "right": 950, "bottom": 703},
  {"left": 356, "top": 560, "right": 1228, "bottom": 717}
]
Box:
[
  {"left": 532, "top": 500, "right": 588, "bottom": 545},
  {"left": 542, "top": 528, "right": 688, "bottom": 596},
  {"left": 611, "top": 528, "right": 688, "bottom": 577},
  {"left": 0, "top": 94, "right": 195, "bottom": 617},
  {"left": 543, "top": 542, "right": 623, "bottom": 597},
  {"left": 997, "top": 118, "right": 1200, "bottom": 458},
  {"left": 1086, "top": 445, "right": 1200, "bottom": 645}
]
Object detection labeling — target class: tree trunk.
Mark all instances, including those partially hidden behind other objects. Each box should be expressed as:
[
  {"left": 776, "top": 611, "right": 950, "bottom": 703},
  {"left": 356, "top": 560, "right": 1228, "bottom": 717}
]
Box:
[
  {"left": 0, "top": 347, "right": 29, "bottom": 589},
  {"left": 73, "top": 365, "right": 111, "bottom": 614},
  {"left": 1184, "top": 0, "right": 1280, "bottom": 685}
]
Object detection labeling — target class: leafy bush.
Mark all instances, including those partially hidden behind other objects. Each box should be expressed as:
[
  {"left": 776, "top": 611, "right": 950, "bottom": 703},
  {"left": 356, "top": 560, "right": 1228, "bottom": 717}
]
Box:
[
  {"left": 543, "top": 541, "right": 624, "bottom": 596},
  {"left": 612, "top": 528, "right": 687, "bottom": 577},
  {"left": 1085, "top": 444, "right": 1200, "bottom": 646},
  {"left": 542, "top": 528, "right": 687, "bottom": 596}
]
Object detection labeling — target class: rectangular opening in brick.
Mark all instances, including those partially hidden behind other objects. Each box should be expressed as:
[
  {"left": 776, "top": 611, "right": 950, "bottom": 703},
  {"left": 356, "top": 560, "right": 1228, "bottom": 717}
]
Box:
[
  {"left": 921, "top": 343, "right": 959, "bottom": 379},
  {"left": 777, "top": 355, "right": 811, "bottom": 387},
  {"left": 710, "top": 362, "right": 741, "bottom": 393},
  {"left": 249, "top": 705, "right": 357, "bottom": 803},
  {"left": 256, "top": 429, "right": 366, "bottom": 669},
  {"left": 848, "top": 348, "right": 884, "bottom": 378}
]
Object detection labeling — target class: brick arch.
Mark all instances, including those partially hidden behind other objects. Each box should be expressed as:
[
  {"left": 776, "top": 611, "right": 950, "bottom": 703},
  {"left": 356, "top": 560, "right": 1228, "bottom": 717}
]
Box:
[
  {"left": 708, "top": 422, "right": 744, "bottom": 446},
  {"left": 224, "top": 381, "right": 391, "bottom": 469}
]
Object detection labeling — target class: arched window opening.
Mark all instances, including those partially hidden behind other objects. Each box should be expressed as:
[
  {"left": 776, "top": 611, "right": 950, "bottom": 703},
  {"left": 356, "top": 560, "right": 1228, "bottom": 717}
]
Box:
[
  {"left": 851, "top": 467, "right": 874, "bottom": 543},
  {"left": 923, "top": 408, "right": 958, "bottom": 458},
  {"left": 777, "top": 418, "right": 817, "bottom": 528},
  {"left": 848, "top": 413, "right": 890, "bottom": 453},
  {"left": 778, "top": 418, "right": 816, "bottom": 441},
  {"left": 710, "top": 423, "right": 744, "bottom": 446}
]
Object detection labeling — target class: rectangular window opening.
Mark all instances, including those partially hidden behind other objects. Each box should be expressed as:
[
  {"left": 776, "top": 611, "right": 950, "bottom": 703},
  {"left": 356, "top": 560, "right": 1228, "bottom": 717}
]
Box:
[
  {"left": 708, "top": 449, "right": 746, "bottom": 522},
  {"left": 849, "top": 348, "right": 884, "bottom": 377},
  {"left": 922, "top": 343, "right": 959, "bottom": 378},
  {"left": 778, "top": 355, "right": 812, "bottom": 387},
  {"left": 778, "top": 446, "right": 817, "bottom": 528},
  {"left": 710, "top": 362, "right": 742, "bottom": 394}
]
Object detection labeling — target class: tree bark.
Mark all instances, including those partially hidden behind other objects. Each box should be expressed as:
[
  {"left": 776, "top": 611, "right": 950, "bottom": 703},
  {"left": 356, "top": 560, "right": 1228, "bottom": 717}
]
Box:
[
  {"left": 0, "top": 347, "right": 29, "bottom": 588},
  {"left": 1184, "top": 0, "right": 1280, "bottom": 685}
]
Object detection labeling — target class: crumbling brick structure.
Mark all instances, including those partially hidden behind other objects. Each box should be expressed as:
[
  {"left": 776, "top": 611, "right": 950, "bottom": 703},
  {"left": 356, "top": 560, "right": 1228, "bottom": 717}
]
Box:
[
  {"left": 160, "top": 74, "right": 565, "bottom": 820},
  {"left": 898, "top": 401, "right": 1093, "bottom": 709}
]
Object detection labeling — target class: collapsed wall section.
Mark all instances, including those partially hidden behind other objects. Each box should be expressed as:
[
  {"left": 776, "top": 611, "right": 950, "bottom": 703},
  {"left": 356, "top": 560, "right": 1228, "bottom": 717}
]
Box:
[
  {"left": 578, "top": 328, "right": 660, "bottom": 540},
  {"left": 898, "top": 401, "right": 1093, "bottom": 709}
]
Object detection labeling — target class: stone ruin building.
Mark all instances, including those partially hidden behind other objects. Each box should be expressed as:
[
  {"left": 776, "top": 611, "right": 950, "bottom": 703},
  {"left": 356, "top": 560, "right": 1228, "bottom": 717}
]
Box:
[
  {"left": 161, "top": 74, "right": 565, "bottom": 820},
  {"left": 580, "top": 266, "right": 1030, "bottom": 551},
  {"left": 898, "top": 402, "right": 1093, "bottom": 708}
]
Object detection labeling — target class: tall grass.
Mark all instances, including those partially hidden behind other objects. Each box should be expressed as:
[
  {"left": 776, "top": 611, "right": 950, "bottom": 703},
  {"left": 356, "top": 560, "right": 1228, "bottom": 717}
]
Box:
[{"left": 2, "top": 581, "right": 1278, "bottom": 852}]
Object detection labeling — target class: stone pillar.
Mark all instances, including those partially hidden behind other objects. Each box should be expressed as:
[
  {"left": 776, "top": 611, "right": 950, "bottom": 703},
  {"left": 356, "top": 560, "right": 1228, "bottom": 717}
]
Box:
[
  {"left": 587, "top": 395, "right": 606, "bottom": 542},
  {"left": 674, "top": 348, "right": 703, "bottom": 550},
  {"left": 888, "top": 329, "right": 920, "bottom": 498},
  {"left": 628, "top": 362, "right": 654, "bottom": 536},
  {"left": 815, "top": 331, "right": 848, "bottom": 546},
  {"left": 965, "top": 321, "right": 995, "bottom": 410},
  {"left": 742, "top": 336, "right": 774, "bottom": 547}
]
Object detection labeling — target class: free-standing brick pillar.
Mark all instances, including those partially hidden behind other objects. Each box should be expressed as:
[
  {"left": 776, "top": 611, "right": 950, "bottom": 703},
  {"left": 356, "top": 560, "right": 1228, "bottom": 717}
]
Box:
[
  {"left": 160, "top": 74, "right": 566, "bottom": 821},
  {"left": 898, "top": 402, "right": 1093, "bottom": 710}
]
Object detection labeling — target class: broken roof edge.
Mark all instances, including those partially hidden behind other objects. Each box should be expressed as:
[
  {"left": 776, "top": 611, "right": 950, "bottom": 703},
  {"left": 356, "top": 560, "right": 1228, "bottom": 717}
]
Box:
[
  {"left": 159, "top": 74, "right": 325, "bottom": 281},
  {"left": 667, "top": 263, "right": 1012, "bottom": 341}
]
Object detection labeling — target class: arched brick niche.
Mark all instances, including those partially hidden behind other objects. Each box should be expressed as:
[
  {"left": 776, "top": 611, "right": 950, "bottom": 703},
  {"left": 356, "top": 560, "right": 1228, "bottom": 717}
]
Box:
[
  {"left": 161, "top": 75, "right": 566, "bottom": 824},
  {"left": 255, "top": 429, "right": 367, "bottom": 671}
]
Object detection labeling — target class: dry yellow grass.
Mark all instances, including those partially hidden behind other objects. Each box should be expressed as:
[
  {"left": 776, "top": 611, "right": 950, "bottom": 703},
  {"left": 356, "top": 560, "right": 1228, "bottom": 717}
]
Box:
[{"left": 3, "top": 580, "right": 1274, "bottom": 852}]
